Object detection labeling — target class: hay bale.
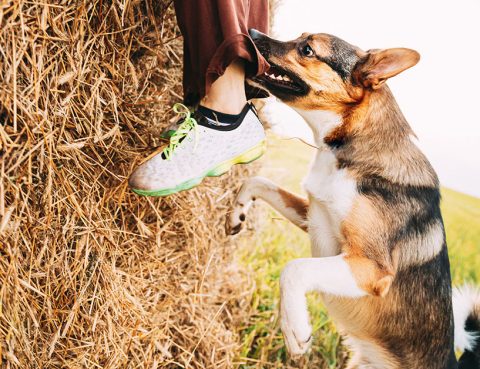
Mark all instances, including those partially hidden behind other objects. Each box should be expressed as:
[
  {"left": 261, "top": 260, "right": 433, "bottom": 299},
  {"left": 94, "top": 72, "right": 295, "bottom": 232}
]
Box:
[{"left": 0, "top": 1, "right": 255, "bottom": 367}]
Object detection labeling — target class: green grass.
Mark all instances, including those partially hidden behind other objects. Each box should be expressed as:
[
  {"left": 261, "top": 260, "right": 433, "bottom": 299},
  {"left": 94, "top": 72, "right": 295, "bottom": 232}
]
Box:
[
  {"left": 236, "top": 134, "right": 480, "bottom": 368},
  {"left": 442, "top": 188, "right": 480, "bottom": 284}
]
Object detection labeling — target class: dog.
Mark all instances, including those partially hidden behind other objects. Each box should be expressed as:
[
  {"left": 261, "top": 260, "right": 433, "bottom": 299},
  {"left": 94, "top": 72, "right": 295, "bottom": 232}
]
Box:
[{"left": 226, "top": 29, "right": 480, "bottom": 369}]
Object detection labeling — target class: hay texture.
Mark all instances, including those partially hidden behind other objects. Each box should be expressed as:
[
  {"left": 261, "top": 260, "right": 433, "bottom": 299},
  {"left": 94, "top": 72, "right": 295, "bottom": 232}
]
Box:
[{"left": 0, "top": 1, "right": 254, "bottom": 368}]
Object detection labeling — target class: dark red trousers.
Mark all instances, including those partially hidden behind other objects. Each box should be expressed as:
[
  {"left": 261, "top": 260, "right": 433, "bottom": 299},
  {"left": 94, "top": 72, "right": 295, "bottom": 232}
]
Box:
[{"left": 173, "top": 0, "right": 270, "bottom": 105}]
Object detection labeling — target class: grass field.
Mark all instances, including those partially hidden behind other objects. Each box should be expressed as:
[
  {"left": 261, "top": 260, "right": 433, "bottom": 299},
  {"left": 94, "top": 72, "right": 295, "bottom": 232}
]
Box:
[{"left": 236, "top": 134, "right": 480, "bottom": 368}]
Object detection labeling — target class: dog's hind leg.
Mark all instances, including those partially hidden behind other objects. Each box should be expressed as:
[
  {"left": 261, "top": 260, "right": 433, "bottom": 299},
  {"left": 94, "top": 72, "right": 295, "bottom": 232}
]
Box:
[{"left": 226, "top": 176, "right": 308, "bottom": 235}]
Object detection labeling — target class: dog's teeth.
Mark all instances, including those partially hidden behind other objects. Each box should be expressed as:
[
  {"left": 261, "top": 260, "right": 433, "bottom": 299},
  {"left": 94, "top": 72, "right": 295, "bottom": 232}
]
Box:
[
  {"left": 283, "top": 75, "right": 291, "bottom": 82},
  {"left": 276, "top": 75, "right": 283, "bottom": 80}
]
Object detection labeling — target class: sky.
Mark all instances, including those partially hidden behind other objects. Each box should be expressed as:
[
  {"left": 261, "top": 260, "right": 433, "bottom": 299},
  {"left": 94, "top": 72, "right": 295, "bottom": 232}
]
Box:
[{"left": 265, "top": 0, "right": 480, "bottom": 197}]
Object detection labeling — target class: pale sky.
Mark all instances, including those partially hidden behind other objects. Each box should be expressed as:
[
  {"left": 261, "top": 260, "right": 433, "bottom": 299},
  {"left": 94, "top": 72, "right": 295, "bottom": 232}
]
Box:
[{"left": 266, "top": 0, "right": 480, "bottom": 197}]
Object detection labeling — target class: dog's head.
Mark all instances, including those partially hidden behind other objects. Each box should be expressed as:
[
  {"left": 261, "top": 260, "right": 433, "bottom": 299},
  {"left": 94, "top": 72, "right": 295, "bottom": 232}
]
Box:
[{"left": 249, "top": 29, "right": 420, "bottom": 114}]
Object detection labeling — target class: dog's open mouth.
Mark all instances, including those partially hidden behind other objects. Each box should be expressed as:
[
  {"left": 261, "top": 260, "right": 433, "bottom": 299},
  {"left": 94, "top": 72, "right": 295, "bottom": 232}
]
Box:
[{"left": 253, "top": 63, "right": 307, "bottom": 95}]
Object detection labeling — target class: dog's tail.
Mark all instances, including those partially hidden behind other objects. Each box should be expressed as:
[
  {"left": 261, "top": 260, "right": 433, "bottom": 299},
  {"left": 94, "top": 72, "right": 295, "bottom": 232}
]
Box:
[{"left": 453, "top": 285, "right": 480, "bottom": 368}]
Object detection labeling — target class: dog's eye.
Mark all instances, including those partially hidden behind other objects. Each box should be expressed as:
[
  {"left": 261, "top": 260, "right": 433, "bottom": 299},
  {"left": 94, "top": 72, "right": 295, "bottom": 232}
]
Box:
[{"left": 301, "top": 44, "right": 314, "bottom": 57}]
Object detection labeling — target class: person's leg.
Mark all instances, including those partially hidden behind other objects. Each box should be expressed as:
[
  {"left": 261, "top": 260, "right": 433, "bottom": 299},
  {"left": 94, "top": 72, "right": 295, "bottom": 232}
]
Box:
[
  {"left": 174, "top": 0, "right": 269, "bottom": 107},
  {"left": 129, "top": 0, "right": 269, "bottom": 196},
  {"left": 200, "top": 59, "right": 246, "bottom": 115}
]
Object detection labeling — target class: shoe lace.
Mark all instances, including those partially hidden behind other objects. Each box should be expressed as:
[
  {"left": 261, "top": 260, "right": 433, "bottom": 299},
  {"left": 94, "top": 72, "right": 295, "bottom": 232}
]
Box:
[{"left": 162, "top": 103, "right": 198, "bottom": 160}]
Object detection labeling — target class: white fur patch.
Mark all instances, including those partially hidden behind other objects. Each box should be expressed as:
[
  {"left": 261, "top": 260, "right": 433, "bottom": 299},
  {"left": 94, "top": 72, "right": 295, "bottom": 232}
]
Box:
[
  {"left": 452, "top": 285, "right": 480, "bottom": 351},
  {"left": 291, "top": 109, "right": 357, "bottom": 258},
  {"left": 292, "top": 108, "right": 342, "bottom": 144},
  {"left": 345, "top": 336, "right": 399, "bottom": 369},
  {"left": 304, "top": 149, "right": 357, "bottom": 256},
  {"left": 415, "top": 222, "right": 445, "bottom": 263},
  {"left": 281, "top": 255, "right": 367, "bottom": 298},
  {"left": 308, "top": 202, "right": 340, "bottom": 257},
  {"left": 303, "top": 150, "right": 357, "bottom": 218},
  {"left": 398, "top": 221, "right": 445, "bottom": 268}
]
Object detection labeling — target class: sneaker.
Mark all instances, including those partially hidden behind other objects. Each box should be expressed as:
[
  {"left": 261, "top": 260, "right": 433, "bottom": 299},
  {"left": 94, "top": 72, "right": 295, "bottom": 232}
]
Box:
[{"left": 128, "top": 103, "right": 266, "bottom": 196}]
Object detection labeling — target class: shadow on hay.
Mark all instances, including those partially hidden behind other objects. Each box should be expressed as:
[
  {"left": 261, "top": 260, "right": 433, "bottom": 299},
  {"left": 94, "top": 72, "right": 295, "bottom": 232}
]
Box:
[{"left": 0, "top": 1, "right": 257, "bottom": 368}]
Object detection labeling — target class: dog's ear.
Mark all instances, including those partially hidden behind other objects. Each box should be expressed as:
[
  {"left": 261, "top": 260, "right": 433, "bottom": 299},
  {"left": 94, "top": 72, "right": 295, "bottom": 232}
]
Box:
[{"left": 353, "top": 48, "right": 420, "bottom": 90}]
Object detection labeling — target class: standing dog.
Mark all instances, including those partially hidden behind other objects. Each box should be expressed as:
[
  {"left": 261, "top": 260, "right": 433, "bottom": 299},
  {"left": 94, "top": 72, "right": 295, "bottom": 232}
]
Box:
[{"left": 227, "top": 29, "right": 480, "bottom": 369}]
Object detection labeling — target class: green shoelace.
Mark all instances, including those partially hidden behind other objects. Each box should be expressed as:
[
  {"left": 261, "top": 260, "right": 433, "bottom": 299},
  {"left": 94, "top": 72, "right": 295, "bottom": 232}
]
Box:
[{"left": 162, "top": 103, "right": 198, "bottom": 160}]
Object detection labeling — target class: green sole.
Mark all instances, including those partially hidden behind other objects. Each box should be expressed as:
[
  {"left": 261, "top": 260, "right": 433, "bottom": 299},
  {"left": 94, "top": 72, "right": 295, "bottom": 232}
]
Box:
[{"left": 132, "top": 141, "right": 266, "bottom": 197}]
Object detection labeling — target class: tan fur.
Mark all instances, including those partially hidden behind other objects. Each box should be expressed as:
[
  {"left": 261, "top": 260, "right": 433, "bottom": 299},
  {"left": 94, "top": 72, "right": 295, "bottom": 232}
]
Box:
[
  {"left": 353, "top": 48, "right": 420, "bottom": 89},
  {"left": 278, "top": 187, "right": 309, "bottom": 226},
  {"left": 334, "top": 89, "right": 438, "bottom": 188},
  {"left": 345, "top": 336, "right": 401, "bottom": 369},
  {"left": 342, "top": 196, "right": 395, "bottom": 297},
  {"left": 394, "top": 220, "right": 444, "bottom": 269},
  {"left": 346, "top": 256, "right": 394, "bottom": 297}
]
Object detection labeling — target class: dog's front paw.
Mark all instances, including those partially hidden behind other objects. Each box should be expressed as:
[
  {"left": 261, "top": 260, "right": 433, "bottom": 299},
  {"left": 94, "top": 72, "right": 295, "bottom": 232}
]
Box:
[
  {"left": 225, "top": 210, "right": 244, "bottom": 235},
  {"left": 226, "top": 200, "right": 249, "bottom": 235},
  {"left": 280, "top": 309, "right": 312, "bottom": 356},
  {"left": 226, "top": 182, "right": 255, "bottom": 236}
]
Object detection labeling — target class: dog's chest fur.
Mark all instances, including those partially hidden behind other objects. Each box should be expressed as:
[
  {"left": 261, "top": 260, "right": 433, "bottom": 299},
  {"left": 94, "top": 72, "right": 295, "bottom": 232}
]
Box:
[{"left": 303, "top": 149, "right": 357, "bottom": 257}]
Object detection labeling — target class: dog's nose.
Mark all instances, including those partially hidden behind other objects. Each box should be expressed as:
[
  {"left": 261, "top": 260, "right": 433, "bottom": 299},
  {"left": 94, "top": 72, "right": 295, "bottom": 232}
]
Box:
[{"left": 249, "top": 28, "right": 266, "bottom": 41}]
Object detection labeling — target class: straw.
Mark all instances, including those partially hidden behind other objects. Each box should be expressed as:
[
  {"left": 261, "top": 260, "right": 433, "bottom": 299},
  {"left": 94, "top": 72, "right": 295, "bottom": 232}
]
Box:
[{"left": 0, "top": 1, "right": 257, "bottom": 367}]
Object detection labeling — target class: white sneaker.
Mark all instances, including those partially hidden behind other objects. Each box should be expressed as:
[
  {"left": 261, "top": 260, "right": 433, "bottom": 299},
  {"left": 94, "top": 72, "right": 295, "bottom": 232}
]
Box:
[{"left": 129, "top": 103, "right": 266, "bottom": 196}]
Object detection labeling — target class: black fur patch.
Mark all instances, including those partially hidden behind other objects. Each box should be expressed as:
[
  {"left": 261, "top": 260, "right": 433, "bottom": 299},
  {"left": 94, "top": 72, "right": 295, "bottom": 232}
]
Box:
[
  {"left": 458, "top": 314, "right": 480, "bottom": 369},
  {"left": 381, "top": 247, "right": 456, "bottom": 368},
  {"left": 325, "top": 136, "right": 347, "bottom": 149},
  {"left": 316, "top": 36, "right": 360, "bottom": 80},
  {"left": 357, "top": 174, "right": 442, "bottom": 243},
  {"left": 464, "top": 314, "right": 480, "bottom": 341}
]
